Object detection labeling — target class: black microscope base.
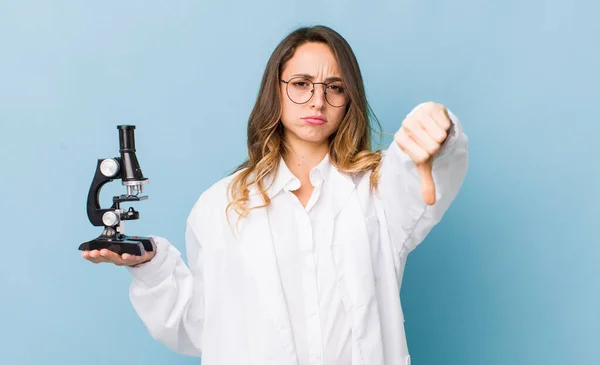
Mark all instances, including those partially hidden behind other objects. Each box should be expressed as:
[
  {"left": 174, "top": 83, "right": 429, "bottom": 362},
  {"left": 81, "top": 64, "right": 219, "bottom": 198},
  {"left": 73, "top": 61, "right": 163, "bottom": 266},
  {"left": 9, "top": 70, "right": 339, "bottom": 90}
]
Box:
[{"left": 79, "top": 236, "right": 154, "bottom": 256}]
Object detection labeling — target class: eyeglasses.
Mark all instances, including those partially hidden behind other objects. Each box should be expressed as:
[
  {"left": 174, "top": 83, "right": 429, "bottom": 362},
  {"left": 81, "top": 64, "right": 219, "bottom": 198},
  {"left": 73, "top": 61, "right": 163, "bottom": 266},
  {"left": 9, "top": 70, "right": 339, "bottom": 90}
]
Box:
[{"left": 280, "top": 77, "right": 348, "bottom": 107}]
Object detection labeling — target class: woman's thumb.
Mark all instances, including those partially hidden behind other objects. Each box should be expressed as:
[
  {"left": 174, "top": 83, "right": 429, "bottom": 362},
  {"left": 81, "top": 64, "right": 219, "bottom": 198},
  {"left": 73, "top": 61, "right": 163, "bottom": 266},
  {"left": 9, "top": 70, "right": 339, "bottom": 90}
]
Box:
[{"left": 416, "top": 160, "right": 436, "bottom": 205}]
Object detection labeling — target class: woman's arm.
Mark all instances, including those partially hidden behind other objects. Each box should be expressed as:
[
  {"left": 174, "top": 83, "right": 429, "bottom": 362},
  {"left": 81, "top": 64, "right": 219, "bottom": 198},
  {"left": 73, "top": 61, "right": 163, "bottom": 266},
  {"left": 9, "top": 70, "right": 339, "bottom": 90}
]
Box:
[
  {"left": 377, "top": 102, "right": 469, "bottom": 258},
  {"left": 126, "top": 200, "right": 207, "bottom": 357}
]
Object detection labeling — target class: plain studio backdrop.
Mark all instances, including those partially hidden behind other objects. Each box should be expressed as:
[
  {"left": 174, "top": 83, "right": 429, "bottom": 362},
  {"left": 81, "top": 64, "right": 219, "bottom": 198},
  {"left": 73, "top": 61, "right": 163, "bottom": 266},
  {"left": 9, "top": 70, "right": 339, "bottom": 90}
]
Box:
[{"left": 0, "top": 1, "right": 598, "bottom": 364}]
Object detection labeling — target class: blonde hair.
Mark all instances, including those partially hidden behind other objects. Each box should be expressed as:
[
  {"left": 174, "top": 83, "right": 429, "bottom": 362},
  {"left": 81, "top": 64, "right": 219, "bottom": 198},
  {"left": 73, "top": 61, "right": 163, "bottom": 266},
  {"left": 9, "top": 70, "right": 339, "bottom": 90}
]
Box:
[{"left": 226, "top": 25, "right": 387, "bottom": 224}]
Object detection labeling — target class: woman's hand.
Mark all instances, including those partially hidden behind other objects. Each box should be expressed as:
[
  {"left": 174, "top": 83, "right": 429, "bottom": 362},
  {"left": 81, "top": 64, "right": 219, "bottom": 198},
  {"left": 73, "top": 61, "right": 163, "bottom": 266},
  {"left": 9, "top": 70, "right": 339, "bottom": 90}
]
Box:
[
  {"left": 395, "top": 101, "right": 453, "bottom": 205},
  {"left": 82, "top": 248, "right": 156, "bottom": 266}
]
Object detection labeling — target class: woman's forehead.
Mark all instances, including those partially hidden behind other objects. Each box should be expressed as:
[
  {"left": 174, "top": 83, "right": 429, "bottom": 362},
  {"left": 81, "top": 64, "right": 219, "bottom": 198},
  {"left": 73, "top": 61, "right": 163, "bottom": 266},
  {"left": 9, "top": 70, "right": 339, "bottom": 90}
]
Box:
[{"left": 283, "top": 42, "right": 341, "bottom": 78}]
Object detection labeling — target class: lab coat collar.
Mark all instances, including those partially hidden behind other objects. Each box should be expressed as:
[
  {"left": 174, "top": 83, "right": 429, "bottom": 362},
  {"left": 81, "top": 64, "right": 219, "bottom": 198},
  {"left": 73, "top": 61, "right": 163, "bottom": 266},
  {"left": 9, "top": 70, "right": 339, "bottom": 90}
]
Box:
[{"left": 265, "top": 152, "right": 335, "bottom": 199}]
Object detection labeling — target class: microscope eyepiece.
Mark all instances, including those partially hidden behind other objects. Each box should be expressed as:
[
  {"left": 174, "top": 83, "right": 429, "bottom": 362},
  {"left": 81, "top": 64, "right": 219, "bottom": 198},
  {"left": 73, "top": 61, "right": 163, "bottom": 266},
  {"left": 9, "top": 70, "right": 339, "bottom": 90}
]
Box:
[
  {"left": 117, "top": 125, "right": 148, "bottom": 195},
  {"left": 118, "top": 125, "right": 137, "bottom": 152}
]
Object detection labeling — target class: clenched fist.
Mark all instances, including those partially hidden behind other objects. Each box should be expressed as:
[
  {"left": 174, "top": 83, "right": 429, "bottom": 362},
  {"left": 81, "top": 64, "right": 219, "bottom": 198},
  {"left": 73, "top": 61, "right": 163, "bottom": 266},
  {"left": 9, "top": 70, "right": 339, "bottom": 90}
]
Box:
[{"left": 395, "top": 101, "right": 452, "bottom": 205}]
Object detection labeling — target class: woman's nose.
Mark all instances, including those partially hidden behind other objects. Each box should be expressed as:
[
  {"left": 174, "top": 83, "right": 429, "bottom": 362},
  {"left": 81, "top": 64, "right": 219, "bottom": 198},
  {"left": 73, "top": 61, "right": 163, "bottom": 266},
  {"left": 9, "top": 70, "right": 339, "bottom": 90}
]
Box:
[{"left": 311, "top": 85, "right": 326, "bottom": 108}]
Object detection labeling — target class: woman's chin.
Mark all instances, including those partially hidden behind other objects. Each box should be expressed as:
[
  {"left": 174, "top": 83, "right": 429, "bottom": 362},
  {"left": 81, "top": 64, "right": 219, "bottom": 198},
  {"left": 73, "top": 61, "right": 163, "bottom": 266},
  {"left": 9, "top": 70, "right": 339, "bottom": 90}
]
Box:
[
  {"left": 298, "top": 134, "right": 330, "bottom": 145},
  {"left": 283, "top": 125, "right": 335, "bottom": 146}
]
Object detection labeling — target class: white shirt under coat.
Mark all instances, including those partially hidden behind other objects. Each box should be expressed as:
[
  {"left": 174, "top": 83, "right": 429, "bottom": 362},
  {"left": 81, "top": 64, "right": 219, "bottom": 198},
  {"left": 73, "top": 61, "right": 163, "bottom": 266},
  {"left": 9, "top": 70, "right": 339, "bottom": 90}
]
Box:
[{"left": 126, "top": 104, "right": 469, "bottom": 365}]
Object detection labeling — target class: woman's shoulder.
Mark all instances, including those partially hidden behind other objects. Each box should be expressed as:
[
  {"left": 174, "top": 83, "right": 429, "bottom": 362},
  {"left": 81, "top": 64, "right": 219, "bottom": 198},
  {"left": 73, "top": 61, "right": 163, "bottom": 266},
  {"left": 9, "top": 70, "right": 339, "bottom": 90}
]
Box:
[
  {"left": 195, "top": 168, "right": 244, "bottom": 208},
  {"left": 187, "top": 168, "right": 245, "bottom": 225}
]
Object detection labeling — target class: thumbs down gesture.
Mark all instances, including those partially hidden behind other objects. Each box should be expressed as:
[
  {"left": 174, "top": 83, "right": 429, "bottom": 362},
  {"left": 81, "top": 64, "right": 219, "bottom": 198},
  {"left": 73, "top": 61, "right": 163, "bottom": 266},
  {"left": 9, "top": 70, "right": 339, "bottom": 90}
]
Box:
[{"left": 394, "top": 101, "right": 453, "bottom": 205}]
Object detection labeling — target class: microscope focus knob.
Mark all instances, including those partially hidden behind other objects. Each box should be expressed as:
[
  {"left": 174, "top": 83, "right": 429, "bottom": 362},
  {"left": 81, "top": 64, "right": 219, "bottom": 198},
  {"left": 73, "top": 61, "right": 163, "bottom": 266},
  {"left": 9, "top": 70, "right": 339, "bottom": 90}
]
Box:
[
  {"left": 100, "top": 158, "right": 120, "bottom": 178},
  {"left": 102, "top": 211, "right": 120, "bottom": 226}
]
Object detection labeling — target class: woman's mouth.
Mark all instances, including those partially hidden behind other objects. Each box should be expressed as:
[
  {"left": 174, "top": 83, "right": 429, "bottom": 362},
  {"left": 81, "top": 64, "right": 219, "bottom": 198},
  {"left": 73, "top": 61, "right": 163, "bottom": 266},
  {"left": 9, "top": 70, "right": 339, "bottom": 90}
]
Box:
[{"left": 302, "top": 116, "right": 326, "bottom": 125}]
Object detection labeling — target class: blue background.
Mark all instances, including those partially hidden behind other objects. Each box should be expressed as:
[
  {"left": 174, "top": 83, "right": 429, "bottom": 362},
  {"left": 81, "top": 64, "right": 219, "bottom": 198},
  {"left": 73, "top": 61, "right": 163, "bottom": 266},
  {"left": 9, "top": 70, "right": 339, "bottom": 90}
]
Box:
[{"left": 1, "top": 1, "right": 598, "bottom": 364}]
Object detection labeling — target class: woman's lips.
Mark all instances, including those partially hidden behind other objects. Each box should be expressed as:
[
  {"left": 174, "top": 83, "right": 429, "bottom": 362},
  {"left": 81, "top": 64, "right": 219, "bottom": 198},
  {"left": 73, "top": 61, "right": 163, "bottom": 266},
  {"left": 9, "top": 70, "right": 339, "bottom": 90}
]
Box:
[{"left": 302, "top": 116, "right": 326, "bottom": 125}]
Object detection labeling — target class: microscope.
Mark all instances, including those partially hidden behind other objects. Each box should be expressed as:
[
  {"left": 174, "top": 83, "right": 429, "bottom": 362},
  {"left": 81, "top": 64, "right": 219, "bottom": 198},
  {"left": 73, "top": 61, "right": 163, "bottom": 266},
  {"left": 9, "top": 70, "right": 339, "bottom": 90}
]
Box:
[{"left": 78, "top": 125, "right": 154, "bottom": 256}]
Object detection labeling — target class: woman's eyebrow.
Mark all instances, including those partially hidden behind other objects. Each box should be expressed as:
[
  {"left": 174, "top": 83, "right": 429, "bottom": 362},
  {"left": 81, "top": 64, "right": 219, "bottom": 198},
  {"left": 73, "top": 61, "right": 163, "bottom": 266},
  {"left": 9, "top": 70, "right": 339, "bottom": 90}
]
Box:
[{"left": 291, "top": 73, "right": 343, "bottom": 82}]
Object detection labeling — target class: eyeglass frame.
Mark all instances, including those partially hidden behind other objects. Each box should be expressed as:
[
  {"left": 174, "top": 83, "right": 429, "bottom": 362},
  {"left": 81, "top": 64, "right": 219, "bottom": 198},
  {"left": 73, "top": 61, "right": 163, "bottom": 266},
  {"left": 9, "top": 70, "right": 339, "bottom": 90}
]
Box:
[{"left": 280, "top": 77, "right": 349, "bottom": 108}]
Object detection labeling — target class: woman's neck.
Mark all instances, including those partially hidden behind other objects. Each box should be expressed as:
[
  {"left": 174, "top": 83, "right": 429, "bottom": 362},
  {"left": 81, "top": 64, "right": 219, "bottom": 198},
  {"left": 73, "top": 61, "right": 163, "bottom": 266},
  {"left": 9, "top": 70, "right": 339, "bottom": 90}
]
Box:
[{"left": 282, "top": 135, "right": 329, "bottom": 183}]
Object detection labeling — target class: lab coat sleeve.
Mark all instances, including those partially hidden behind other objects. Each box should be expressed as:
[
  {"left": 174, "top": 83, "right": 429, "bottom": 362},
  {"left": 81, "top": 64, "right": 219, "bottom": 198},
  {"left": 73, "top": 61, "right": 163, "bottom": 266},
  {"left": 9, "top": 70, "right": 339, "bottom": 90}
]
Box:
[
  {"left": 378, "top": 104, "right": 469, "bottom": 257},
  {"left": 125, "top": 205, "right": 206, "bottom": 357}
]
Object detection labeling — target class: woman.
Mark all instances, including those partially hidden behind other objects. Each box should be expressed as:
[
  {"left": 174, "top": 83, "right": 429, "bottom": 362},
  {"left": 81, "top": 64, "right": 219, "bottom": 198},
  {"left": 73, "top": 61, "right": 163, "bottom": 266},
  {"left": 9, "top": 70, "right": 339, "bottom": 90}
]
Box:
[{"left": 82, "top": 25, "right": 469, "bottom": 365}]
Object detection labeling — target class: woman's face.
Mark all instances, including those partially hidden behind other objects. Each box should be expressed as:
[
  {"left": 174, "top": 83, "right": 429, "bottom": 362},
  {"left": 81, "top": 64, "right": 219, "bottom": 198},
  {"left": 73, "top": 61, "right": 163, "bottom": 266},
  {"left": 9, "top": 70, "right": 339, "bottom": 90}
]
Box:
[{"left": 279, "top": 42, "right": 347, "bottom": 147}]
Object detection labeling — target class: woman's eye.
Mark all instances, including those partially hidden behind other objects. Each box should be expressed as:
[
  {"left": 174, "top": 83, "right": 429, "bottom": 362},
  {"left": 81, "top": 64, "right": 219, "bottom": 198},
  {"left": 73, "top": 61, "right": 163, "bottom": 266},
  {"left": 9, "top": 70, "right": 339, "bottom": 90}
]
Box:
[{"left": 328, "top": 85, "right": 344, "bottom": 93}]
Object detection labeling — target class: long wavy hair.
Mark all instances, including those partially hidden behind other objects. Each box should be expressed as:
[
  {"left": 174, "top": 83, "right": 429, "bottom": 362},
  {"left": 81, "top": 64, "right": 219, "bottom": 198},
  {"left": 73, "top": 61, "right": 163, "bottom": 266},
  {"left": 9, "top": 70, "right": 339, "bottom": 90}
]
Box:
[{"left": 226, "top": 25, "right": 385, "bottom": 223}]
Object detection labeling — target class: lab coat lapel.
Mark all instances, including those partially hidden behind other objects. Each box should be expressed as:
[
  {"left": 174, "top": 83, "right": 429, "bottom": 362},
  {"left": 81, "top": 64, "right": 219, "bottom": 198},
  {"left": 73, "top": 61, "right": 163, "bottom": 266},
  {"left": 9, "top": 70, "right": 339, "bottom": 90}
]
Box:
[
  {"left": 238, "top": 186, "right": 298, "bottom": 365},
  {"left": 328, "top": 170, "right": 385, "bottom": 365}
]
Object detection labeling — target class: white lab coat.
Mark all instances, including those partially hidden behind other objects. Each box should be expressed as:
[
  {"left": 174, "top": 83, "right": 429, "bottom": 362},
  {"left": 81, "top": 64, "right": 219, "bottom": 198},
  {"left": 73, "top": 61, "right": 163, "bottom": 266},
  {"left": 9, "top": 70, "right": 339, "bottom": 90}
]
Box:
[{"left": 126, "top": 106, "right": 469, "bottom": 365}]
